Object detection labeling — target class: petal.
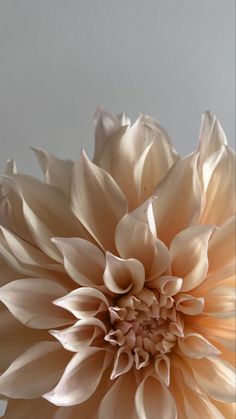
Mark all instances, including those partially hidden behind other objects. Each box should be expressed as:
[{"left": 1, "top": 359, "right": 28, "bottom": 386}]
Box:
[
  {"left": 0, "top": 278, "right": 73, "bottom": 329},
  {"left": 54, "top": 287, "right": 109, "bottom": 319},
  {"left": 3, "top": 398, "right": 57, "bottom": 419},
  {"left": 134, "top": 126, "right": 179, "bottom": 204},
  {"left": 170, "top": 225, "right": 215, "bottom": 291},
  {"left": 52, "top": 237, "right": 105, "bottom": 287},
  {"left": 93, "top": 107, "right": 123, "bottom": 163},
  {"left": 0, "top": 341, "right": 71, "bottom": 398},
  {"left": 149, "top": 275, "right": 183, "bottom": 296},
  {"left": 115, "top": 203, "right": 170, "bottom": 279},
  {"left": 175, "top": 294, "right": 204, "bottom": 315},
  {"left": 71, "top": 151, "right": 127, "bottom": 252},
  {"left": 110, "top": 346, "right": 134, "bottom": 379},
  {"left": 154, "top": 355, "right": 171, "bottom": 386},
  {"left": 190, "top": 357, "right": 235, "bottom": 402},
  {"left": 203, "top": 285, "right": 235, "bottom": 318},
  {"left": 43, "top": 348, "right": 111, "bottom": 406},
  {"left": 103, "top": 252, "right": 145, "bottom": 294},
  {"left": 50, "top": 318, "right": 106, "bottom": 351},
  {"left": 200, "top": 146, "right": 235, "bottom": 225},
  {"left": 153, "top": 153, "right": 202, "bottom": 246},
  {"left": 98, "top": 370, "right": 138, "bottom": 419},
  {"left": 189, "top": 316, "right": 235, "bottom": 351},
  {"left": 135, "top": 375, "right": 177, "bottom": 419},
  {"left": 31, "top": 147, "right": 74, "bottom": 198},
  {"left": 178, "top": 333, "right": 220, "bottom": 359}
]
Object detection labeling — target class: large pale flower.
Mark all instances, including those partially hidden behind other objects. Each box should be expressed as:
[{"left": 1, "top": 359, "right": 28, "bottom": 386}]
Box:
[{"left": 0, "top": 109, "right": 235, "bottom": 418}]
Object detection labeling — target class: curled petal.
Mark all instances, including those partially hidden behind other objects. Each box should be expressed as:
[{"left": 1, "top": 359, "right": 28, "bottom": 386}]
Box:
[
  {"left": 50, "top": 318, "right": 106, "bottom": 351},
  {"left": 52, "top": 237, "right": 105, "bottom": 287},
  {"left": 103, "top": 252, "right": 145, "bottom": 294},
  {"left": 134, "top": 348, "right": 150, "bottom": 370},
  {"left": 0, "top": 341, "right": 71, "bottom": 399},
  {"left": 111, "top": 346, "right": 133, "bottom": 379},
  {"left": 135, "top": 375, "right": 177, "bottom": 419},
  {"left": 43, "top": 348, "right": 111, "bottom": 406},
  {"left": 178, "top": 333, "right": 220, "bottom": 359},
  {"left": 154, "top": 354, "right": 171, "bottom": 386},
  {"left": 0, "top": 278, "right": 73, "bottom": 329},
  {"left": 170, "top": 225, "right": 215, "bottom": 291},
  {"left": 175, "top": 294, "right": 204, "bottom": 315},
  {"left": 71, "top": 151, "right": 127, "bottom": 252},
  {"left": 149, "top": 276, "right": 183, "bottom": 296},
  {"left": 53, "top": 287, "right": 109, "bottom": 319}
]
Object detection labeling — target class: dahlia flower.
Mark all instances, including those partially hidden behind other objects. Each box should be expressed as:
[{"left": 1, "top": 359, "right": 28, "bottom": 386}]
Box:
[{"left": 0, "top": 108, "right": 235, "bottom": 418}]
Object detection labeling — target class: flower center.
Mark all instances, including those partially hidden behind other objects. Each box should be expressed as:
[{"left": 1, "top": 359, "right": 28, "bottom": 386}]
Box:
[{"left": 104, "top": 287, "right": 184, "bottom": 370}]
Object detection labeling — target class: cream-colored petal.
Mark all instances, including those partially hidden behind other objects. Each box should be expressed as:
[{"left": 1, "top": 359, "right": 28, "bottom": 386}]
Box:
[
  {"left": 200, "top": 146, "right": 235, "bottom": 225},
  {"left": 43, "top": 348, "right": 111, "bottom": 406},
  {"left": 104, "top": 252, "right": 145, "bottom": 295},
  {"left": 154, "top": 354, "right": 171, "bottom": 386},
  {"left": 135, "top": 375, "right": 177, "bottom": 419},
  {"left": 189, "top": 357, "right": 235, "bottom": 402},
  {"left": 93, "top": 107, "right": 123, "bottom": 163},
  {"left": 153, "top": 153, "right": 202, "bottom": 246},
  {"left": 110, "top": 346, "right": 133, "bottom": 379},
  {"left": 115, "top": 205, "right": 170, "bottom": 279},
  {"left": 0, "top": 306, "right": 50, "bottom": 371},
  {"left": 0, "top": 341, "right": 71, "bottom": 399},
  {"left": 0, "top": 278, "right": 73, "bottom": 329},
  {"left": 50, "top": 318, "right": 106, "bottom": 351},
  {"left": 3, "top": 397, "right": 57, "bottom": 419},
  {"left": 54, "top": 287, "right": 109, "bottom": 319},
  {"left": 203, "top": 285, "right": 235, "bottom": 318},
  {"left": 134, "top": 126, "right": 179, "bottom": 204},
  {"left": 175, "top": 294, "right": 204, "bottom": 315},
  {"left": 4, "top": 159, "right": 18, "bottom": 175},
  {"left": 52, "top": 237, "right": 105, "bottom": 287},
  {"left": 149, "top": 275, "right": 183, "bottom": 296},
  {"left": 98, "top": 370, "right": 138, "bottom": 419},
  {"left": 170, "top": 225, "right": 214, "bottom": 291},
  {"left": 178, "top": 332, "right": 220, "bottom": 359},
  {"left": 31, "top": 147, "right": 74, "bottom": 198},
  {"left": 71, "top": 151, "right": 127, "bottom": 252}
]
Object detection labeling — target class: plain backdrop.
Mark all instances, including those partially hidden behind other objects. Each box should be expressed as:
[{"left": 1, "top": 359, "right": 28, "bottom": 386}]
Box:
[{"left": 0, "top": 0, "right": 235, "bottom": 177}]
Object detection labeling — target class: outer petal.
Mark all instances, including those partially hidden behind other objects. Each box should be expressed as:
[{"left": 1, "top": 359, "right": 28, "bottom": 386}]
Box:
[
  {"left": 0, "top": 278, "right": 73, "bottom": 329},
  {"left": 153, "top": 153, "right": 202, "bottom": 246},
  {"left": 135, "top": 374, "right": 177, "bottom": 419},
  {"left": 98, "top": 370, "right": 138, "bottom": 419},
  {"left": 104, "top": 252, "right": 145, "bottom": 294},
  {"left": 178, "top": 332, "right": 220, "bottom": 359},
  {"left": 43, "top": 348, "right": 111, "bottom": 406},
  {"left": 0, "top": 341, "right": 71, "bottom": 399},
  {"left": 3, "top": 397, "right": 57, "bottom": 419},
  {"left": 200, "top": 146, "right": 235, "bottom": 225},
  {"left": 52, "top": 237, "right": 105, "bottom": 287},
  {"left": 190, "top": 357, "right": 235, "bottom": 402},
  {"left": 71, "top": 151, "right": 127, "bottom": 252},
  {"left": 170, "top": 225, "right": 214, "bottom": 291},
  {"left": 203, "top": 285, "right": 235, "bottom": 318},
  {"left": 31, "top": 147, "right": 74, "bottom": 198}
]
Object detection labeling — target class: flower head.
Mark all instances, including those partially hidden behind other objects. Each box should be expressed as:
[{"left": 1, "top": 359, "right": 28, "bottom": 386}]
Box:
[{"left": 0, "top": 109, "right": 235, "bottom": 418}]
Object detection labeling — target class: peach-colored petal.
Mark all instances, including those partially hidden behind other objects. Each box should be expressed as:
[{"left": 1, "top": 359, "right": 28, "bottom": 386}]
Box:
[
  {"left": 149, "top": 275, "right": 183, "bottom": 296},
  {"left": 52, "top": 237, "right": 105, "bottom": 287},
  {"left": 211, "top": 400, "right": 236, "bottom": 419},
  {"left": 98, "top": 370, "right": 138, "bottom": 419},
  {"left": 71, "top": 151, "right": 127, "bottom": 252},
  {"left": 203, "top": 285, "right": 235, "bottom": 318},
  {"left": 111, "top": 346, "right": 134, "bottom": 379},
  {"left": 135, "top": 374, "right": 177, "bottom": 419},
  {"left": 31, "top": 147, "right": 74, "bottom": 198},
  {"left": 154, "top": 354, "right": 171, "bottom": 386},
  {"left": 200, "top": 146, "right": 235, "bottom": 225},
  {"left": 115, "top": 205, "right": 170, "bottom": 279},
  {"left": 43, "top": 348, "right": 111, "bottom": 406},
  {"left": 54, "top": 287, "right": 109, "bottom": 319},
  {"left": 50, "top": 318, "right": 106, "bottom": 351},
  {"left": 104, "top": 252, "right": 145, "bottom": 294},
  {"left": 3, "top": 397, "right": 57, "bottom": 419},
  {"left": 0, "top": 341, "right": 71, "bottom": 398},
  {"left": 175, "top": 294, "right": 204, "bottom": 315},
  {"left": 0, "top": 278, "right": 73, "bottom": 329},
  {"left": 170, "top": 225, "right": 215, "bottom": 291},
  {"left": 189, "top": 357, "right": 235, "bottom": 402},
  {"left": 153, "top": 153, "right": 202, "bottom": 246},
  {"left": 178, "top": 332, "right": 220, "bottom": 359}
]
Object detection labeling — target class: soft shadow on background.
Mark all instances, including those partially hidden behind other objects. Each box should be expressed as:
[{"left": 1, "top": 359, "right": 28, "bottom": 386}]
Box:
[{"left": 0, "top": 0, "right": 235, "bottom": 176}]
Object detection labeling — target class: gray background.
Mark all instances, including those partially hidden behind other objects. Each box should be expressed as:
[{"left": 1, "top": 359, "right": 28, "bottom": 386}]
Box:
[{"left": 0, "top": 0, "right": 235, "bottom": 176}]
